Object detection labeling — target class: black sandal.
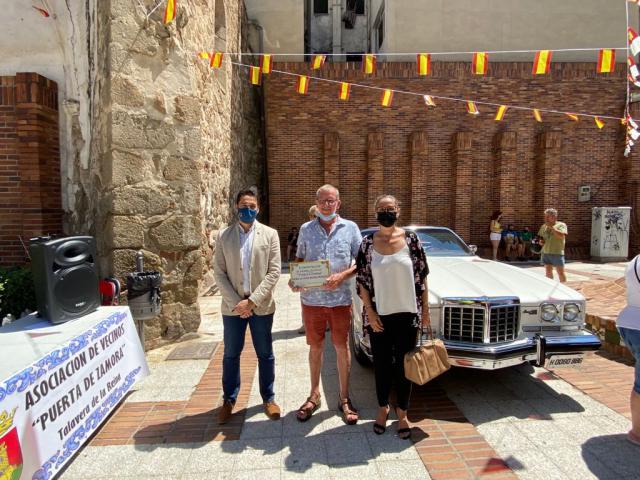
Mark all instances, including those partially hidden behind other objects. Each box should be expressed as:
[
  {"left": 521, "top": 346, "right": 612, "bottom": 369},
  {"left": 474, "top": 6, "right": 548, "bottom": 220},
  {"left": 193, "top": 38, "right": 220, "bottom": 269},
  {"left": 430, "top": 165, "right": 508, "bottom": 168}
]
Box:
[
  {"left": 397, "top": 427, "right": 412, "bottom": 440},
  {"left": 296, "top": 395, "right": 321, "bottom": 422},
  {"left": 373, "top": 406, "right": 390, "bottom": 435}
]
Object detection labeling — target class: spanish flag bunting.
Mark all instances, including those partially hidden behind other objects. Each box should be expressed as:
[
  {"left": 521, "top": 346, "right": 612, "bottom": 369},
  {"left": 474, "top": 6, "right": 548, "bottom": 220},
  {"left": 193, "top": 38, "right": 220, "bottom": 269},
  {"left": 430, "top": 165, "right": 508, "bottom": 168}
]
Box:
[
  {"left": 629, "top": 56, "right": 640, "bottom": 80},
  {"left": 423, "top": 95, "right": 436, "bottom": 107},
  {"left": 629, "top": 28, "right": 640, "bottom": 56},
  {"left": 312, "top": 55, "right": 327, "bottom": 70},
  {"left": 210, "top": 52, "right": 223, "bottom": 68},
  {"left": 494, "top": 105, "right": 508, "bottom": 121},
  {"left": 163, "top": 0, "right": 176, "bottom": 24},
  {"left": 566, "top": 113, "right": 579, "bottom": 122},
  {"left": 597, "top": 49, "right": 616, "bottom": 73},
  {"left": 594, "top": 117, "right": 605, "bottom": 129},
  {"left": 261, "top": 55, "right": 273, "bottom": 74},
  {"left": 532, "top": 50, "right": 552, "bottom": 75},
  {"left": 466, "top": 101, "right": 480, "bottom": 115},
  {"left": 198, "top": 51, "right": 210, "bottom": 60},
  {"left": 381, "top": 89, "right": 394, "bottom": 107},
  {"left": 249, "top": 66, "right": 262, "bottom": 85},
  {"left": 533, "top": 109, "right": 543, "bottom": 122},
  {"left": 417, "top": 54, "right": 431, "bottom": 76},
  {"left": 472, "top": 52, "right": 488, "bottom": 75},
  {"left": 297, "top": 75, "right": 310, "bottom": 94},
  {"left": 363, "top": 54, "right": 377, "bottom": 74},
  {"left": 339, "top": 82, "right": 351, "bottom": 101}
]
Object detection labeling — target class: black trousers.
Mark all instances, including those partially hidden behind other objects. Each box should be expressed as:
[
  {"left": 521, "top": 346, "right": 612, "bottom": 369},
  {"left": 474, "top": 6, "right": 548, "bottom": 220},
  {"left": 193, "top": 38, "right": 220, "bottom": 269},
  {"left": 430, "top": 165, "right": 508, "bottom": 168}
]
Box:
[{"left": 368, "top": 312, "right": 418, "bottom": 411}]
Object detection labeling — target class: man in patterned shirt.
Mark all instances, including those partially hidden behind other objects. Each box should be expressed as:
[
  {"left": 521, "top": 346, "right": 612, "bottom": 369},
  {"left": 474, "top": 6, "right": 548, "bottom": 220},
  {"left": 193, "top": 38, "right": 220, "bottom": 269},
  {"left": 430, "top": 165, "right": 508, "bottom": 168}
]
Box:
[{"left": 291, "top": 185, "right": 362, "bottom": 424}]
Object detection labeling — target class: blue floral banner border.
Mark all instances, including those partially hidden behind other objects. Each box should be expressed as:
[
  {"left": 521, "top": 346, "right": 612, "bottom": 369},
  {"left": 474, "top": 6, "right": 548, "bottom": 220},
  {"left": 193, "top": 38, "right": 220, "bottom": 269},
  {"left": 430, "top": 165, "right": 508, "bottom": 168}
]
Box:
[{"left": 32, "top": 366, "right": 143, "bottom": 480}]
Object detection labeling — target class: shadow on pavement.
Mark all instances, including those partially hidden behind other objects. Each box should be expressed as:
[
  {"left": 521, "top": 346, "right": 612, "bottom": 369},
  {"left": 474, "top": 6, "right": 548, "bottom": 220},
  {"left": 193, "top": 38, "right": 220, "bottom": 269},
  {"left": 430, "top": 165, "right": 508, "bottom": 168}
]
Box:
[
  {"left": 582, "top": 434, "right": 640, "bottom": 479},
  {"left": 437, "top": 363, "right": 586, "bottom": 423}
]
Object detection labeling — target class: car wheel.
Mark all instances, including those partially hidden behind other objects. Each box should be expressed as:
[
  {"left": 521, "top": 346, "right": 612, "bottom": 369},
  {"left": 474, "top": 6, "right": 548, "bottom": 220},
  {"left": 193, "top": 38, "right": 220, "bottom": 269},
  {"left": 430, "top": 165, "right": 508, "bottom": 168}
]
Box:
[{"left": 350, "top": 312, "right": 372, "bottom": 367}]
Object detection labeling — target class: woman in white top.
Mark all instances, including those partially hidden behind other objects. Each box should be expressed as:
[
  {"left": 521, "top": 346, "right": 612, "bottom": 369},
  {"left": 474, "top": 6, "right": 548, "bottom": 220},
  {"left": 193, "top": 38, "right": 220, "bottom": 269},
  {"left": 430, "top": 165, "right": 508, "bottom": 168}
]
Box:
[
  {"left": 617, "top": 254, "right": 640, "bottom": 446},
  {"left": 489, "top": 210, "right": 503, "bottom": 261},
  {"left": 356, "top": 195, "right": 430, "bottom": 440}
]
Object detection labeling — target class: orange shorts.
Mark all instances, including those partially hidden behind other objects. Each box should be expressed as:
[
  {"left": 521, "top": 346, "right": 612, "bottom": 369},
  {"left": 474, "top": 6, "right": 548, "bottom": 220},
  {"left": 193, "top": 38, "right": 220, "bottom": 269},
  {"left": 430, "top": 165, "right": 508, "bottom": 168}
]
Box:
[{"left": 302, "top": 304, "right": 351, "bottom": 348}]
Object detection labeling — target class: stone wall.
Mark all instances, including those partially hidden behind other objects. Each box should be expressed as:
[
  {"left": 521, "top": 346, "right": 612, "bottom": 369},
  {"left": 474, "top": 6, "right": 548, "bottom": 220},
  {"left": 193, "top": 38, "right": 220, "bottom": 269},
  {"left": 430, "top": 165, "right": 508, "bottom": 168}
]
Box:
[
  {"left": 265, "top": 61, "right": 637, "bottom": 256},
  {"left": 104, "top": 0, "right": 263, "bottom": 348}
]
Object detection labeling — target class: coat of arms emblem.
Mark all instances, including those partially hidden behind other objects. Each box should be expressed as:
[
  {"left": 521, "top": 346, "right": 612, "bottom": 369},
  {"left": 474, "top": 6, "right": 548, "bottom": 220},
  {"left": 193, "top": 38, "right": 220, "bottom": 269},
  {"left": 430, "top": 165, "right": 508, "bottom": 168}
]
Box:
[{"left": 0, "top": 409, "right": 22, "bottom": 480}]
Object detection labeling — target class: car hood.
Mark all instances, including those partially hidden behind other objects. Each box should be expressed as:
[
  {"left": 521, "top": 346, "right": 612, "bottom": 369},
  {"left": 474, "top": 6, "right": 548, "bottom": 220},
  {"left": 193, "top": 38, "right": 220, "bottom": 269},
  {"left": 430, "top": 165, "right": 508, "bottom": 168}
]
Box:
[{"left": 427, "top": 257, "right": 584, "bottom": 305}]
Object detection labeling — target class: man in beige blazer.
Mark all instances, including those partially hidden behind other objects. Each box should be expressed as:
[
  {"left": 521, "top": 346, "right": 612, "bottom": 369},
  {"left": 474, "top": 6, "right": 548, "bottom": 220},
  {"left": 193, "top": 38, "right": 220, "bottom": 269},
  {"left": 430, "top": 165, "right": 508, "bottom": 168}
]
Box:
[{"left": 213, "top": 188, "right": 281, "bottom": 424}]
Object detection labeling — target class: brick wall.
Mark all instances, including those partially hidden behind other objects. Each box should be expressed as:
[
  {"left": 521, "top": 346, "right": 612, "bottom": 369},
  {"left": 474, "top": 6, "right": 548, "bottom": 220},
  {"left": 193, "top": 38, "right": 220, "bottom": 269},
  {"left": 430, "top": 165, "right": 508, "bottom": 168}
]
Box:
[
  {"left": 265, "top": 61, "right": 637, "bottom": 257},
  {"left": 0, "top": 73, "right": 62, "bottom": 265}
]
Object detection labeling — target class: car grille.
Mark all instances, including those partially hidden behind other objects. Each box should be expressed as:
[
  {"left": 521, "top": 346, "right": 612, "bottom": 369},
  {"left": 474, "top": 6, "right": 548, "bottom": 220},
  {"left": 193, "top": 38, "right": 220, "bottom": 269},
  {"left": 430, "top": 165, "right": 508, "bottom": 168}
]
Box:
[
  {"left": 443, "top": 306, "right": 485, "bottom": 343},
  {"left": 443, "top": 304, "right": 519, "bottom": 344},
  {"left": 489, "top": 305, "right": 519, "bottom": 342}
]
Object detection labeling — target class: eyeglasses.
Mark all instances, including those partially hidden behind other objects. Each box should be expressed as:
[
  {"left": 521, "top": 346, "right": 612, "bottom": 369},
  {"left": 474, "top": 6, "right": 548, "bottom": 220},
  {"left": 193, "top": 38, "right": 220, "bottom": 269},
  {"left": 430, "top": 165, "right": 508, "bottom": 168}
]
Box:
[
  {"left": 376, "top": 208, "right": 397, "bottom": 213},
  {"left": 317, "top": 199, "right": 338, "bottom": 206}
]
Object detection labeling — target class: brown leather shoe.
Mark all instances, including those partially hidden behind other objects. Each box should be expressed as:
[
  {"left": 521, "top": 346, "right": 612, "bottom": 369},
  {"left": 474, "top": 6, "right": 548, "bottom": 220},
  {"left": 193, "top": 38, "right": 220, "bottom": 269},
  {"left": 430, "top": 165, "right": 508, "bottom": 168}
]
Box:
[
  {"left": 264, "top": 401, "right": 281, "bottom": 420},
  {"left": 217, "top": 400, "right": 234, "bottom": 424}
]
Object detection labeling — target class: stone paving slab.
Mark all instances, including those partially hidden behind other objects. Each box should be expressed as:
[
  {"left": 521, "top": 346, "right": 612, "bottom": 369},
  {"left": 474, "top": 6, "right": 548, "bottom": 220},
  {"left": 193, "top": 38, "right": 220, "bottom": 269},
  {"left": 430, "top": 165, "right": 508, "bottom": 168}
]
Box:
[{"left": 440, "top": 358, "right": 637, "bottom": 480}]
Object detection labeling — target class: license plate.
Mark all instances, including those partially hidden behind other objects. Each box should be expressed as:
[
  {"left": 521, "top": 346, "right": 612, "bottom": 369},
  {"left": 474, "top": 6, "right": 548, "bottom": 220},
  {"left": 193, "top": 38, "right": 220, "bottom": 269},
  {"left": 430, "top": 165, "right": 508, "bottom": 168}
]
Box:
[{"left": 546, "top": 354, "right": 585, "bottom": 369}]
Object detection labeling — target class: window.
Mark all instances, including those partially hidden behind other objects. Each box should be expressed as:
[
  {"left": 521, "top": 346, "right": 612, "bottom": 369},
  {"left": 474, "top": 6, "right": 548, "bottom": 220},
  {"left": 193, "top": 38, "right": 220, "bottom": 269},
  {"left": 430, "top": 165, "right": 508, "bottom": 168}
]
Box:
[
  {"left": 356, "top": 0, "right": 365, "bottom": 15},
  {"left": 346, "top": 52, "right": 363, "bottom": 62},
  {"left": 373, "top": 3, "right": 384, "bottom": 51},
  {"left": 314, "top": 0, "right": 328, "bottom": 14},
  {"left": 376, "top": 17, "right": 384, "bottom": 49}
]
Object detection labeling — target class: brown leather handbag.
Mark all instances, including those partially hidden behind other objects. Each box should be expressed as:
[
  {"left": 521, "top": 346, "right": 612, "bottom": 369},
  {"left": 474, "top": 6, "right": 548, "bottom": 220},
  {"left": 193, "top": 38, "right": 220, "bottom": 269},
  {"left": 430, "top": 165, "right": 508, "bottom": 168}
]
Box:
[{"left": 404, "top": 323, "right": 450, "bottom": 385}]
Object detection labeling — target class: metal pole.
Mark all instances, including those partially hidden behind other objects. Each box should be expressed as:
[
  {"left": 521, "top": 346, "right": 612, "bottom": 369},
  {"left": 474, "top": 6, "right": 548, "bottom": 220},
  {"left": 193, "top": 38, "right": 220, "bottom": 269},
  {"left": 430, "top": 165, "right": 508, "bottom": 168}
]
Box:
[{"left": 135, "top": 250, "right": 145, "bottom": 348}]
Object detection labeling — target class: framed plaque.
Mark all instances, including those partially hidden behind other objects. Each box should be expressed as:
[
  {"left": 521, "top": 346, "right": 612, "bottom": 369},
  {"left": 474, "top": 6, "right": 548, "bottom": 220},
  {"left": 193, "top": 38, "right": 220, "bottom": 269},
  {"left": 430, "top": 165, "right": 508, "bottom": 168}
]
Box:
[{"left": 290, "top": 260, "right": 331, "bottom": 288}]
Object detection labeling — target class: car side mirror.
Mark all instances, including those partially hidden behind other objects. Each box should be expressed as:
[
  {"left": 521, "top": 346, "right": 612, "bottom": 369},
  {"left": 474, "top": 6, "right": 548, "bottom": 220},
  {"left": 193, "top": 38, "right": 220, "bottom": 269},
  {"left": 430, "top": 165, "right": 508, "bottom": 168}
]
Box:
[{"left": 468, "top": 244, "right": 478, "bottom": 255}]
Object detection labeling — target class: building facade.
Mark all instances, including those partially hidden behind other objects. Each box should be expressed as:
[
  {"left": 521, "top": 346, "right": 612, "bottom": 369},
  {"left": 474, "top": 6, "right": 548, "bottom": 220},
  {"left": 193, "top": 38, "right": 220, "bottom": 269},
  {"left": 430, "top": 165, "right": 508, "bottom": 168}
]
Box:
[
  {"left": 244, "top": 0, "right": 640, "bottom": 255},
  {"left": 264, "top": 61, "right": 640, "bottom": 257}
]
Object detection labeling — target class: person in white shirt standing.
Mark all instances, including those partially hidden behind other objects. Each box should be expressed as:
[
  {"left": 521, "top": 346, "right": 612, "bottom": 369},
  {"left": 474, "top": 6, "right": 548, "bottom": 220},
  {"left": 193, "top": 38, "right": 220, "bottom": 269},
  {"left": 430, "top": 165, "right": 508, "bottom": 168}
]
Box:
[
  {"left": 617, "top": 254, "right": 640, "bottom": 446},
  {"left": 356, "top": 194, "right": 430, "bottom": 440}
]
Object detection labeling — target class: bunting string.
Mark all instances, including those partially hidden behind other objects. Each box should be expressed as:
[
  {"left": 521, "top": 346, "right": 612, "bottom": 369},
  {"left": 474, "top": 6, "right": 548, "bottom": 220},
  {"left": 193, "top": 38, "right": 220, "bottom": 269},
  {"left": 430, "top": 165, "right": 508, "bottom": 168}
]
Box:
[
  {"left": 214, "top": 58, "right": 630, "bottom": 123},
  {"left": 212, "top": 47, "right": 627, "bottom": 57}
]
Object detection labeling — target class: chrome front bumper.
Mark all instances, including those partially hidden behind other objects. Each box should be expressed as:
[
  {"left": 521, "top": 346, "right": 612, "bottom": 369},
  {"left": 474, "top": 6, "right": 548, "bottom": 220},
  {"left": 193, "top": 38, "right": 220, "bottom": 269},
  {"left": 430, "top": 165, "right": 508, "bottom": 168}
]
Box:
[{"left": 443, "top": 330, "right": 601, "bottom": 370}]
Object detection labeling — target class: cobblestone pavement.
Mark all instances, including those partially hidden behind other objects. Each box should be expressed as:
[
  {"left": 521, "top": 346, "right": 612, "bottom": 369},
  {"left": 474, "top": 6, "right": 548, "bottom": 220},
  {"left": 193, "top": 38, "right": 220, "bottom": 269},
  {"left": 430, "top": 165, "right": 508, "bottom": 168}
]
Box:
[{"left": 59, "top": 264, "right": 638, "bottom": 479}]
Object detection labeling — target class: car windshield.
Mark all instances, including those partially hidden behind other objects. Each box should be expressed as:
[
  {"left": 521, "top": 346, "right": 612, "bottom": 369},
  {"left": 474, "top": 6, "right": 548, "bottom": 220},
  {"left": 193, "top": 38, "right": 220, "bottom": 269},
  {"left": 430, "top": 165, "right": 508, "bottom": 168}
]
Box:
[
  {"left": 414, "top": 229, "right": 472, "bottom": 256},
  {"left": 361, "top": 227, "right": 473, "bottom": 257}
]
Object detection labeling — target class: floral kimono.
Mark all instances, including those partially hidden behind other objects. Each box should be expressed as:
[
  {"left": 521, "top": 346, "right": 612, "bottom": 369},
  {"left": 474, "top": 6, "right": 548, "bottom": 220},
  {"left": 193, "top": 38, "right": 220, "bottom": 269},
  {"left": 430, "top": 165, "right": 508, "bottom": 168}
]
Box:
[{"left": 355, "top": 230, "right": 429, "bottom": 331}]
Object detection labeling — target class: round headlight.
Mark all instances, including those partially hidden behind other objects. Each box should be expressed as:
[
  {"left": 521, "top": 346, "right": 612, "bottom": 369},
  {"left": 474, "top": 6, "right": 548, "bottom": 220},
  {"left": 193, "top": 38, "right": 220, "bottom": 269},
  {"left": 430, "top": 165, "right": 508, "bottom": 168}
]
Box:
[
  {"left": 563, "top": 303, "right": 580, "bottom": 322},
  {"left": 541, "top": 303, "right": 559, "bottom": 323}
]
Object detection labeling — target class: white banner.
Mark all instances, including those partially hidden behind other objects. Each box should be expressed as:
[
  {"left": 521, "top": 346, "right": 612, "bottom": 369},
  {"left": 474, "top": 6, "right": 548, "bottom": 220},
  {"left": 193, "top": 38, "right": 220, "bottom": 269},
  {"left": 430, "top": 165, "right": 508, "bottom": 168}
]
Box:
[{"left": 0, "top": 308, "right": 149, "bottom": 480}]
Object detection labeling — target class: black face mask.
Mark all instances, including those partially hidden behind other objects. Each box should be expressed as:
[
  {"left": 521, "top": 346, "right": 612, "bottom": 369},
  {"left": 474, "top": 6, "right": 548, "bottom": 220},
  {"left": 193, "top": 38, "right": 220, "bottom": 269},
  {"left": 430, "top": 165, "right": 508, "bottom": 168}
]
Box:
[{"left": 376, "top": 211, "right": 397, "bottom": 227}]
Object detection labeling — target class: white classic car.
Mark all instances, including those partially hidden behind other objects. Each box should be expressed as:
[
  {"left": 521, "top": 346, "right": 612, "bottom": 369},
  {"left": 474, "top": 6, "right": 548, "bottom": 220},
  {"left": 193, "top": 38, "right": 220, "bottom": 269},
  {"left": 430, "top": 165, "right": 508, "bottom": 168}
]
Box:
[{"left": 350, "top": 226, "right": 601, "bottom": 370}]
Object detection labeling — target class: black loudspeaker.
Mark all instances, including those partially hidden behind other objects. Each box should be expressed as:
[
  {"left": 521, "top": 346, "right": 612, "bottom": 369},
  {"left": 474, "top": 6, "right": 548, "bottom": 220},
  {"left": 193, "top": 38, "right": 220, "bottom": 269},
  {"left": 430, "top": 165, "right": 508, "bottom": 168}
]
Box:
[{"left": 29, "top": 236, "right": 100, "bottom": 324}]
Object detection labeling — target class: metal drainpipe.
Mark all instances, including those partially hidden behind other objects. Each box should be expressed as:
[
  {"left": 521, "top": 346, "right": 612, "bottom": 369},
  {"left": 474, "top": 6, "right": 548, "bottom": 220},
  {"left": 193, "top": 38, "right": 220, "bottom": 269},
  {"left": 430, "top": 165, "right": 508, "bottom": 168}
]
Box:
[
  {"left": 332, "top": 0, "right": 343, "bottom": 60},
  {"left": 248, "top": 20, "right": 270, "bottom": 222}
]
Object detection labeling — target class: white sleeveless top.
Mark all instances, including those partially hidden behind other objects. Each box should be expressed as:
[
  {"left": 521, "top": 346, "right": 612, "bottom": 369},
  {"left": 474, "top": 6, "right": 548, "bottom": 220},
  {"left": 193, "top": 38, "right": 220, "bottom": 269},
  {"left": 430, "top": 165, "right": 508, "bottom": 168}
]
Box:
[
  {"left": 371, "top": 243, "right": 417, "bottom": 315},
  {"left": 617, "top": 255, "right": 640, "bottom": 331}
]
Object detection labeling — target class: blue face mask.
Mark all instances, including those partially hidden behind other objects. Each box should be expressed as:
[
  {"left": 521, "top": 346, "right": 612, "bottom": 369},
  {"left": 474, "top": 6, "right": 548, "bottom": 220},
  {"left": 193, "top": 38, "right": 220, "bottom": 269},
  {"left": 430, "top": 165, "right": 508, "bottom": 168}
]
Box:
[
  {"left": 238, "top": 207, "right": 258, "bottom": 223},
  {"left": 316, "top": 211, "right": 337, "bottom": 222}
]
